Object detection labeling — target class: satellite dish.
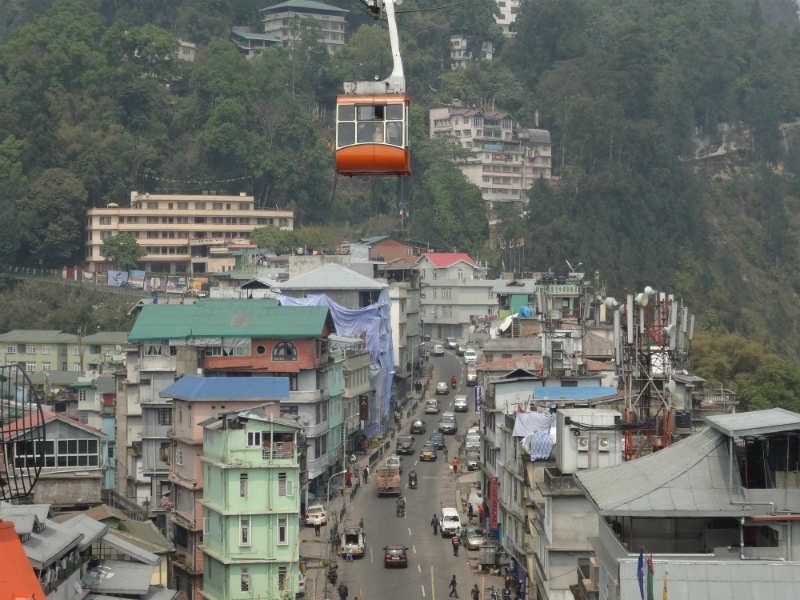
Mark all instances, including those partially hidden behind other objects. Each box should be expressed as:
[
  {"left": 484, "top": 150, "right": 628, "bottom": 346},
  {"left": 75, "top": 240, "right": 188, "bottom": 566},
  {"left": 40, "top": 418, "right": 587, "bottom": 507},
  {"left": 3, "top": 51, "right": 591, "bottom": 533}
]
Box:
[
  {"left": 635, "top": 292, "right": 649, "bottom": 307},
  {"left": 0, "top": 364, "right": 45, "bottom": 501},
  {"left": 604, "top": 297, "right": 619, "bottom": 309},
  {"left": 644, "top": 286, "right": 655, "bottom": 296}
]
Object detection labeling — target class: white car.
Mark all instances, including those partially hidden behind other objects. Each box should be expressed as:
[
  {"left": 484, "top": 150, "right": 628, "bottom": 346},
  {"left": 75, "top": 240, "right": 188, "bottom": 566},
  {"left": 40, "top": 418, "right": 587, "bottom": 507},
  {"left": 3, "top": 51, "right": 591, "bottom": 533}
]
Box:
[
  {"left": 439, "top": 507, "right": 462, "bottom": 537},
  {"left": 432, "top": 344, "right": 445, "bottom": 356},
  {"left": 465, "top": 434, "right": 481, "bottom": 450},
  {"left": 453, "top": 395, "right": 468, "bottom": 412},
  {"left": 304, "top": 504, "right": 327, "bottom": 526},
  {"left": 463, "top": 348, "right": 478, "bottom": 364},
  {"left": 386, "top": 454, "right": 402, "bottom": 473},
  {"left": 436, "top": 381, "right": 449, "bottom": 395},
  {"left": 446, "top": 337, "right": 458, "bottom": 349}
]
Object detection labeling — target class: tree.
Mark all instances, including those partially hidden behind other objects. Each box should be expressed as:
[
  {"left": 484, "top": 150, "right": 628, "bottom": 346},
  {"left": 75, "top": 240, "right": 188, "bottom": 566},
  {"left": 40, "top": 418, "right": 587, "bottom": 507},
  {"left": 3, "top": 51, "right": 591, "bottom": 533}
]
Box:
[{"left": 101, "top": 233, "right": 145, "bottom": 270}]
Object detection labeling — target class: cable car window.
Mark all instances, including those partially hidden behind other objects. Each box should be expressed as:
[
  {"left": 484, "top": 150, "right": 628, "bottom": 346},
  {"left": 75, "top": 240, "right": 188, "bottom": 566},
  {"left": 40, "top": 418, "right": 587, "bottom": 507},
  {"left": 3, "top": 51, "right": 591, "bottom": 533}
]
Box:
[
  {"left": 358, "top": 122, "right": 383, "bottom": 143},
  {"left": 338, "top": 104, "right": 355, "bottom": 121},
  {"left": 386, "top": 122, "right": 403, "bottom": 146},
  {"left": 357, "top": 105, "right": 384, "bottom": 121},
  {"left": 386, "top": 104, "right": 403, "bottom": 120},
  {"left": 338, "top": 122, "right": 355, "bottom": 147}
]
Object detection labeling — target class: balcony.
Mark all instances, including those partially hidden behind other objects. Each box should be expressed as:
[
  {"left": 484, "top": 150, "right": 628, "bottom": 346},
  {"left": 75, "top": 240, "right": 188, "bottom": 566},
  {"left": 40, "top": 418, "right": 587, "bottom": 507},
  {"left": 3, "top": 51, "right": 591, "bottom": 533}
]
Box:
[
  {"left": 289, "top": 389, "right": 326, "bottom": 404},
  {"left": 140, "top": 355, "right": 176, "bottom": 372},
  {"left": 577, "top": 557, "right": 599, "bottom": 600},
  {"left": 541, "top": 467, "right": 580, "bottom": 495},
  {"left": 262, "top": 440, "right": 295, "bottom": 460}
]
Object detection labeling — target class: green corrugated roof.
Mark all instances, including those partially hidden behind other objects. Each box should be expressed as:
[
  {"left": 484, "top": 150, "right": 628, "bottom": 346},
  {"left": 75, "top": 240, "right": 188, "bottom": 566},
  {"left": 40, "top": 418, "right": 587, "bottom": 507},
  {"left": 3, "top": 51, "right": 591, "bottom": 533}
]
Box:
[
  {"left": 358, "top": 235, "right": 390, "bottom": 245},
  {"left": 128, "top": 299, "right": 330, "bottom": 342},
  {"left": 83, "top": 332, "right": 129, "bottom": 345},
  {"left": 231, "top": 30, "right": 279, "bottom": 42},
  {"left": 260, "top": 0, "right": 349, "bottom": 13},
  {"left": 26, "top": 371, "right": 81, "bottom": 386},
  {"left": 0, "top": 330, "right": 79, "bottom": 343}
]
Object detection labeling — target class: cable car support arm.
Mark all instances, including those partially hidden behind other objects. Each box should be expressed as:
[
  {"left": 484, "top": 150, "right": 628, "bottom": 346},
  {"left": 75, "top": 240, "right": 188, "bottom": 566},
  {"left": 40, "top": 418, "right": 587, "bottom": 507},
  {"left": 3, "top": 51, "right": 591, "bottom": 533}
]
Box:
[{"left": 344, "top": 0, "right": 405, "bottom": 95}]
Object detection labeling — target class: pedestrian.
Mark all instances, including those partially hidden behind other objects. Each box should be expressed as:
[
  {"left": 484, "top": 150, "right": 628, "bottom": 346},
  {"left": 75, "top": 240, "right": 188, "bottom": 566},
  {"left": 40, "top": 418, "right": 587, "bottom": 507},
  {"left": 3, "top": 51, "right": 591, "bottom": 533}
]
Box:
[
  {"left": 346, "top": 549, "right": 353, "bottom": 561},
  {"left": 431, "top": 514, "right": 438, "bottom": 535},
  {"left": 449, "top": 575, "right": 458, "bottom": 598},
  {"left": 468, "top": 503, "right": 474, "bottom": 521},
  {"left": 478, "top": 504, "right": 484, "bottom": 522},
  {"left": 363, "top": 466, "right": 369, "bottom": 483},
  {"left": 359, "top": 516, "right": 365, "bottom": 530},
  {"left": 314, "top": 522, "right": 321, "bottom": 537},
  {"left": 338, "top": 583, "right": 349, "bottom": 600},
  {"left": 452, "top": 457, "right": 458, "bottom": 473},
  {"left": 345, "top": 470, "right": 352, "bottom": 488},
  {"left": 443, "top": 444, "right": 449, "bottom": 459},
  {"left": 471, "top": 584, "right": 480, "bottom": 600},
  {"left": 452, "top": 533, "right": 460, "bottom": 556}
]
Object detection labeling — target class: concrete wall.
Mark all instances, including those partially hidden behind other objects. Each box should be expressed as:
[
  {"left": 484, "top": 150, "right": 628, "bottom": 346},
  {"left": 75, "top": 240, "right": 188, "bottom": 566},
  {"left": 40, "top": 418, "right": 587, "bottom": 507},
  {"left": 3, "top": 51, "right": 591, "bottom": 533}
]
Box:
[{"left": 34, "top": 473, "right": 102, "bottom": 506}]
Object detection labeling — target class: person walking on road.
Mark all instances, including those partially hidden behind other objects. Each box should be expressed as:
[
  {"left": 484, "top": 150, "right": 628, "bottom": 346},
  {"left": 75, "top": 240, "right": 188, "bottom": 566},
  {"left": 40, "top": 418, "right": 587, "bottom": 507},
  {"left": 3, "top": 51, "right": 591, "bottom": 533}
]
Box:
[
  {"left": 314, "top": 522, "right": 321, "bottom": 537},
  {"left": 431, "top": 514, "right": 438, "bottom": 535},
  {"left": 471, "top": 584, "right": 480, "bottom": 600},
  {"left": 449, "top": 575, "right": 459, "bottom": 598},
  {"left": 468, "top": 503, "right": 474, "bottom": 522},
  {"left": 338, "top": 583, "right": 349, "bottom": 600},
  {"left": 363, "top": 466, "right": 369, "bottom": 483},
  {"left": 452, "top": 533, "right": 460, "bottom": 556},
  {"left": 452, "top": 457, "right": 458, "bottom": 474}
]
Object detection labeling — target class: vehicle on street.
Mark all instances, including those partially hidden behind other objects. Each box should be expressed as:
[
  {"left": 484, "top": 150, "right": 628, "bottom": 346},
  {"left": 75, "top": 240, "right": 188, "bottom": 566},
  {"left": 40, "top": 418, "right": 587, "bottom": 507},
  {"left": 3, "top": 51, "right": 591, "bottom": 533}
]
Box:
[
  {"left": 454, "top": 395, "right": 468, "bottom": 412},
  {"left": 438, "top": 411, "right": 457, "bottom": 434},
  {"left": 466, "top": 367, "right": 477, "bottom": 386},
  {"left": 419, "top": 443, "right": 437, "bottom": 461},
  {"left": 466, "top": 451, "right": 480, "bottom": 471},
  {"left": 432, "top": 344, "right": 444, "bottom": 356},
  {"left": 376, "top": 465, "right": 401, "bottom": 496},
  {"left": 298, "top": 566, "right": 305, "bottom": 596},
  {"left": 467, "top": 426, "right": 480, "bottom": 436},
  {"left": 439, "top": 507, "right": 462, "bottom": 537},
  {"left": 436, "top": 381, "right": 449, "bottom": 395},
  {"left": 410, "top": 419, "right": 426, "bottom": 434},
  {"left": 425, "top": 398, "right": 440, "bottom": 414},
  {"left": 304, "top": 504, "right": 327, "bottom": 526},
  {"left": 386, "top": 454, "right": 402, "bottom": 473},
  {"left": 397, "top": 435, "right": 415, "bottom": 454},
  {"left": 464, "top": 348, "right": 478, "bottom": 363},
  {"left": 383, "top": 545, "right": 409, "bottom": 568},
  {"left": 456, "top": 344, "right": 465, "bottom": 356},
  {"left": 430, "top": 432, "right": 445, "bottom": 449},
  {"left": 446, "top": 337, "right": 458, "bottom": 349},
  {"left": 465, "top": 433, "right": 481, "bottom": 450},
  {"left": 464, "top": 526, "right": 487, "bottom": 550},
  {"left": 340, "top": 527, "right": 366, "bottom": 558}
]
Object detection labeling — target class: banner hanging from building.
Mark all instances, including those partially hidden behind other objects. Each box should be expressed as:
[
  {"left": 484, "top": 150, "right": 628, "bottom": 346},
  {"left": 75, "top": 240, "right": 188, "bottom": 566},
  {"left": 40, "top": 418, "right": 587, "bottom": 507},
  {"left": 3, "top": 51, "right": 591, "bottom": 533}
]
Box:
[
  {"left": 145, "top": 276, "right": 167, "bottom": 292},
  {"left": 128, "top": 270, "right": 145, "bottom": 288},
  {"left": 107, "top": 270, "right": 128, "bottom": 287},
  {"left": 489, "top": 476, "right": 499, "bottom": 530},
  {"left": 166, "top": 276, "right": 187, "bottom": 294}
]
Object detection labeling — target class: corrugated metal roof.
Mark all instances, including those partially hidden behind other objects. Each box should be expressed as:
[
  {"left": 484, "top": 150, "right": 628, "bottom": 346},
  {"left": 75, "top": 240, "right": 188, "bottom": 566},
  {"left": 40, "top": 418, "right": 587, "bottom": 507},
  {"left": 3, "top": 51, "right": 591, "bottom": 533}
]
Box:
[
  {"left": 20, "top": 518, "right": 82, "bottom": 569},
  {"left": 423, "top": 252, "right": 478, "bottom": 268},
  {"left": 128, "top": 300, "right": 330, "bottom": 341},
  {"left": 83, "top": 332, "right": 129, "bottom": 345},
  {"left": 260, "top": 0, "right": 349, "bottom": 12},
  {"left": 161, "top": 375, "right": 289, "bottom": 401},
  {"left": 534, "top": 386, "right": 617, "bottom": 401},
  {"left": 25, "top": 371, "right": 81, "bottom": 386},
  {"left": 82, "top": 560, "right": 155, "bottom": 595},
  {"left": 60, "top": 514, "right": 107, "bottom": 551},
  {"left": 0, "top": 329, "right": 78, "bottom": 343},
  {"left": 279, "top": 263, "right": 387, "bottom": 291},
  {"left": 358, "top": 235, "right": 390, "bottom": 245},
  {"left": 102, "top": 532, "right": 159, "bottom": 565},
  {"left": 705, "top": 408, "right": 800, "bottom": 438}
]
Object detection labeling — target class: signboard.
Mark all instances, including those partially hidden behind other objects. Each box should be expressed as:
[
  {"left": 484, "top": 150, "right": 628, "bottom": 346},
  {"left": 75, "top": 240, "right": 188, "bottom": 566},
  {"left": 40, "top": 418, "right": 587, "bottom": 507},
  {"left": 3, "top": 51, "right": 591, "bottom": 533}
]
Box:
[
  {"left": 128, "top": 270, "right": 145, "bottom": 288},
  {"left": 107, "top": 270, "right": 128, "bottom": 287},
  {"left": 489, "top": 476, "right": 499, "bottom": 530},
  {"left": 474, "top": 386, "right": 482, "bottom": 414}
]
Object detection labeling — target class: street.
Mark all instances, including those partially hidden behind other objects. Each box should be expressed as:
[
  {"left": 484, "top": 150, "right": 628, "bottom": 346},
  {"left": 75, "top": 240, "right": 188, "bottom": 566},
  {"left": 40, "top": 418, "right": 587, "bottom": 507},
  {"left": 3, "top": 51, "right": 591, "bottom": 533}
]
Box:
[{"left": 304, "top": 346, "right": 499, "bottom": 600}]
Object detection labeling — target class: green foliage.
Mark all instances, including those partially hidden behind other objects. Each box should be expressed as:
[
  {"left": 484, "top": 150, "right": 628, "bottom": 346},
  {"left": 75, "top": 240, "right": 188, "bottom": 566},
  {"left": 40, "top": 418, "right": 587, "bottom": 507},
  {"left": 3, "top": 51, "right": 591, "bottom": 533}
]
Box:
[
  {"left": 251, "top": 225, "right": 343, "bottom": 253},
  {"left": 101, "top": 233, "right": 146, "bottom": 270}
]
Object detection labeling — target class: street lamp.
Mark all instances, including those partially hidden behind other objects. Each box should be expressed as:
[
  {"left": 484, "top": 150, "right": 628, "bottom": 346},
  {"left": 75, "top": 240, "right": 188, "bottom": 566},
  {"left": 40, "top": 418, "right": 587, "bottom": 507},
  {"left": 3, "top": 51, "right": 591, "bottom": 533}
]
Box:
[{"left": 326, "top": 470, "right": 348, "bottom": 507}]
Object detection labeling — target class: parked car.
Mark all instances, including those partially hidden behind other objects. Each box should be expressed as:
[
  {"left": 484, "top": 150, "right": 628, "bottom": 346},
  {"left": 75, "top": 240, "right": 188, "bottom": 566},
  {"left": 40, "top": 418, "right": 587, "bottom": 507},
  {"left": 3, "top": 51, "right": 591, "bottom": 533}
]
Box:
[
  {"left": 463, "top": 348, "right": 478, "bottom": 363},
  {"left": 432, "top": 344, "right": 445, "bottom": 356},
  {"left": 425, "top": 398, "right": 440, "bottom": 414},
  {"left": 439, "top": 507, "right": 462, "bottom": 537},
  {"left": 466, "top": 367, "right": 477, "bottom": 386},
  {"left": 419, "top": 443, "right": 437, "bottom": 462},
  {"left": 465, "top": 434, "right": 481, "bottom": 450},
  {"left": 383, "top": 545, "right": 409, "bottom": 568},
  {"left": 397, "top": 435, "right": 415, "bottom": 455},
  {"left": 304, "top": 504, "right": 327, "bottom": 526},
  {"left": 467, "top": 426, "right": 480, "bottom": 436},
  {"left": 340, "top": 527, "right": 366, "bottom": 559},
  {"left": 446, "top": 337, "right": 458, "bottom": 349},
  {"left": 466, "top": 451, "right": 480, "bottom": 471},
  {"left": 430, "top": 432, "right": 445, "bottom": 449},
  {"left": 438, "top": 412, "right": 457, "bottom": 434},
  {"left": 436, "top": 381, "right": 449, "bottom": 395},
  {"left": 385, "top": 454, "right": 402, "bottom": 473},
  {"left": 453, "top": 395, "right": 468, "bottom": 412},
  {"left": 456, "top": 344, "right": 466, "bottom": 356},
  {"left": 411, "top": 419, "right": 426, "bottom": 434},
  {"left": 464, "top": 526, "right": 487, "bottom": 550}
]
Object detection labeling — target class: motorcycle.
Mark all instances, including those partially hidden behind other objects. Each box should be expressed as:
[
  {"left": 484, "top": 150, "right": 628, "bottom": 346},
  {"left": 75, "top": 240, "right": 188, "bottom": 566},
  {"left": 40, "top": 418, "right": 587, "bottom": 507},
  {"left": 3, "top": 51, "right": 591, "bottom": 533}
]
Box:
[
  {"left": 327, "top": 564, "right": 338, "bottom": 584},
  {"left": 408, "top": 471, "right": 418, "bottom": 489},
  {"left": 451, "top": 378, "right": 457, "bottom": 389},
  {"left": 396, "top": 498, "right": 406, "bottom": 517}
]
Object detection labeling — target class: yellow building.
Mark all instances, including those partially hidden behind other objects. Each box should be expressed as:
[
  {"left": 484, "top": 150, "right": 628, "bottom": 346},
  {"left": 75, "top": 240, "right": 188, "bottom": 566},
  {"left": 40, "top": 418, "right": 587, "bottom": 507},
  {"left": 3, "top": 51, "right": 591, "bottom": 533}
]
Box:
[{"left": 86, "top": 192, "right": 293, "bottom": 275}]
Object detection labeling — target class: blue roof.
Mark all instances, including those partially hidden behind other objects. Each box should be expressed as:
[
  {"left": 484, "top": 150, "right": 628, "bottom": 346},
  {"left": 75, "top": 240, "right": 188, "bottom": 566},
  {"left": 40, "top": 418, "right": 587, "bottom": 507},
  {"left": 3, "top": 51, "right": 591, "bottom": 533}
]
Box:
[
  {"left": 534, "top": 386, "right": 618, "bottom": 401},
  {"left": 160, "top": 375, "right": 290, "bottom": 401}
]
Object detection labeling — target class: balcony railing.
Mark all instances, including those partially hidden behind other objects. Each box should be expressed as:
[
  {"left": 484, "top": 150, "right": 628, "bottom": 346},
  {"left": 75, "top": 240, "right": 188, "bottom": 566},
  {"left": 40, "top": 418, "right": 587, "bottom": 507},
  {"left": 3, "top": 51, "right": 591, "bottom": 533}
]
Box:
[
  {"left": 577, "top": 557, "right": 599, "bottom": 600},
  {"left": 543, "top": 467, "right": 579, "bottom": 493},
  {"left": 262, "top": 441, "right": 294, "bottom": 460}
]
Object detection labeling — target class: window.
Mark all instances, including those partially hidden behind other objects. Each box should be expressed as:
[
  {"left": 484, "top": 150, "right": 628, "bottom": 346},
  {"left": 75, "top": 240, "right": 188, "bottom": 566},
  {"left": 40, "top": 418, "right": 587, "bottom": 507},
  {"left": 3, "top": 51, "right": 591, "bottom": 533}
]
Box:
[
  {"left": 147, "top": 201, "right": 158, "bottom": 209},
  {"left": 277, "top": 516, "right": 288, "bottom": 545},
  {"left": 158, "top": 408, "right": 172, "bottom": 426},
  {"left": 247, "top": 431, "right": 263, "bottom": 447},
  {"left": 55, "top": 438, "right": 98, "bottom": 467},
  {"left": 313, "top": 436, "right": 327, "bottom": 458},
  {"left": 14, "top": 440, "right": 55, "bottom": 468},
  {"left": 25, "top": 362, "right": 36, "bottom": 371},
  {"left": 240, "top": 473, "right": 248, "bottom": 498},
  {"left": 27, "top": 344, "right": 37, "bottom": 354},
  {"left": 176, "top": 446, "right": 183, "bottom": 465},
  {"left": 40, "top": 344, "right": 51, "bottom": 354},
  {"left": 241, "top": 568, "right": 250, "bottom": 592},
  {"left": 41, "top": 362, "right": 50, "bottom": 371},
  {"left": 99, "top": 216, "right": 111, "bottom": 225},
  {"left": 239, "top": 516, "right": 251, "bottom": 545},
  {"left": 195, "top": 202, "right": 206, "bottom": 210},
  {"left": 177, "top": 201, "right": 188, "bottom": 209},
  {"left": 278, "top": 472, "right": 287, "bottom": 496},
  {"left": 278, "top": 565, "right": 288, "bottom": 589},
  {"left": 108, "top": 443, "right": 115, "bottom": 459},
  {"left": 272, "top": 341, "right": 297, "bottom": 361},
  {"left": 73, "top": 363, "right": 81, "bottom": 372},
  {"left": 7, "top": 344, "right": 16, "bottom": 354}
]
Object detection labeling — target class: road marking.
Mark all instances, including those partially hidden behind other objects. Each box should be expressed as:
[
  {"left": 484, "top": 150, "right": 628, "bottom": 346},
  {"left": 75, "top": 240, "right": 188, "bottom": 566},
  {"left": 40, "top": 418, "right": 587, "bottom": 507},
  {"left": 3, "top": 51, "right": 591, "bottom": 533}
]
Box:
[
  {"left": 430, "top": 565, "right": 436, "bottom": 600},
  {"left": 414, "top": 460, "right": 419, "bottom": 466},
  {"left": 417, "top": 564, "right": 422, "bottom": 573},
  {"left": 421, "top": 585, "right": 426, "bottom": 597},
  {"left": 413, "top": 545, "right": 417, "bottom": 554},
  {"left": 370, "top": 547, "right": 374, "bottom": 563},
  {"left": 408, "top": 527, "right": 412, "bottom": 536}
]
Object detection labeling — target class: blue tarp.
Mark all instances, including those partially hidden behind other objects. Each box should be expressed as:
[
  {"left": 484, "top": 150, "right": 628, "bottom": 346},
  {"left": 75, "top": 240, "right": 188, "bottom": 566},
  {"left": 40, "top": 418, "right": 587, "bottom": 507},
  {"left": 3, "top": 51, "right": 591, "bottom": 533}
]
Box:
[{"left": 277, "top": 290, "right": 394, "bottom": 438}]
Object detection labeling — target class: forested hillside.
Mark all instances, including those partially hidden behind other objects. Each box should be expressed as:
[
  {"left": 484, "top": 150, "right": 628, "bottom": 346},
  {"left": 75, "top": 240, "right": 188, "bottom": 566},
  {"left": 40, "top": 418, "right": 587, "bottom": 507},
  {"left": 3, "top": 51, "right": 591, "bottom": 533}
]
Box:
[{"left": 2, "top": 0, "right": 800, "bottom": 365}]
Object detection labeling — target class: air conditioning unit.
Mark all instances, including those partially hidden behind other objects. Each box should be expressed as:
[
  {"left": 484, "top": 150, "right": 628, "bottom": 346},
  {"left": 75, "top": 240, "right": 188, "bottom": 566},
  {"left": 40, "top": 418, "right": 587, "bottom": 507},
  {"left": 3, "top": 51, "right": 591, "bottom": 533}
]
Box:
[
  {"left": 577, "top": 437, "right": 589, "bottom": 452},
  {"left": 598, "top": 437, "right": 609, "bottom": 452}
]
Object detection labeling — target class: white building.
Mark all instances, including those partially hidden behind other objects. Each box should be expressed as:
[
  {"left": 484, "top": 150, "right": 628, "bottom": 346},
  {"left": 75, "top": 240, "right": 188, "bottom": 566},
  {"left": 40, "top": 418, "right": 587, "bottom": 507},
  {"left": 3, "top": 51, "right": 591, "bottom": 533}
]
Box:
[
  {"left": 449, "top": 34, "right": 494, "bottom": 69},
  {"left": 495, "top": 0, "right": 521, "bottom": 37},
  {"left": 260, "top": 0, "right": 349, "bottom": 54}
]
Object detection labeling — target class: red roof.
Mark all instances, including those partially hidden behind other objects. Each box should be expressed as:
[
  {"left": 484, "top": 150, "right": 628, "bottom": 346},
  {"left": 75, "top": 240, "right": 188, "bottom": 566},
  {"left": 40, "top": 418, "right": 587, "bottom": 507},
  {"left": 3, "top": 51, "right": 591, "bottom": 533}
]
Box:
[
  {"left": 0, "top": 409, "right": 103, "bottom": 440},
  {"left": 423, "top": 253, "right": 477, "bottom": 268},
  {"left": 0, "top": 521, "right": 46, "bottom": 599},
  {"left": 476, "top": 355, "right": 543, "bottom": 372}
]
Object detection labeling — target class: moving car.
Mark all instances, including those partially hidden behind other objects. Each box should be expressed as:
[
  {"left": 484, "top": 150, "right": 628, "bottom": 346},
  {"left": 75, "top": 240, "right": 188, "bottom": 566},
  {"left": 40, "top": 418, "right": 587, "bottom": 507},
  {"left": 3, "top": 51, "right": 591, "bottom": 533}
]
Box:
[
  {"left": 383, "top": 545, "right": 409, "bottom": 568},
  {"left": 453, "top": 395, "right": 468, "bottom": 412},
  {"left": 446, "top": 337, "right": 458, "bottom": 349},
  {"left": 439, "top": 507, "right": 462, "bottom": 537},
  {"left": 464, "top": 526, "right": 487, "bottom": 550},
  {"left": 425, "top": 398, "right": 440, "bottom": 414},
  {"left": 463, "top": 348, "right": 478, "bottom": 364},
  {"left": 410, "top": 419, "right": 426, "bottom": 434},
  {"left": 432, "top": 344, "right": 445, "bottom": 356},
  {"left": 304, "top": 504, "right": 327, "bottom": 526},
  {"left": 456, "top": 344, "right": 466, "bottom": 356},
  {"left": 438, "top": 411, "right": 457, "bottom": 434},
  {"left": 430, "top": 432, "right": 445, "bottom": 449},
  {"left": 435, "top": 381, "right": 449, "bottom": 395},
  {"left": 419, "top": 443, "right": 437, "bottom": 462},
  {"left": 466, "top": 451, "right": 480, "bottom": 471},
  {"left": 386, "top": 454, "right": 402, "bottom": 473},
  {"left": 397, "top": 435, "right": 415, "bottom": 454},
  {"left": 340, "top": 527, "right": 366, "bottom": 558}
]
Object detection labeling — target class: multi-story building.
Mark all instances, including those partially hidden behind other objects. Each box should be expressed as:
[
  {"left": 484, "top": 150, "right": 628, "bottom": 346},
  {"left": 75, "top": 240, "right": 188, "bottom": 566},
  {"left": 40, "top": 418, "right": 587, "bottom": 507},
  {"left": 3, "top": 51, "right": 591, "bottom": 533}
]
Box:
[
  {"left": 259, "top": 0, "right": 348, "bottom": 54},
  {"left": 332, "top": 335, "right": 372, "bottom": 454},
  {"left": 449, "top": 34, "right": 493, "bottom": 69},
  {"left": 230, "top": 27, "right": 279, "bottom": 57},
  {"left": 388, "top": 279, "right": 421, "bottom": 387},
  {"left": 415, "top": 252, "right": 495, "bottom": 340},
  {"left": 86, "top": 192, "right": 294, "bottom": 274},
  {"left": 278, "top": 263, "right": 387, "bottom": 309},
  {"left": 495, "top": 0, "right": 521, "bottom": 37},
  {"left": 160, "top": 376, "right": 288, "bottom": 600},
  {"left": 0, "top": 330, "right": 127, "bottom": 373},
  {"left": 429, "top": 106, "right": 551, "bottom": 212},
  {"left": 200, "top": 405, "right": 302, "bottom": 600}
]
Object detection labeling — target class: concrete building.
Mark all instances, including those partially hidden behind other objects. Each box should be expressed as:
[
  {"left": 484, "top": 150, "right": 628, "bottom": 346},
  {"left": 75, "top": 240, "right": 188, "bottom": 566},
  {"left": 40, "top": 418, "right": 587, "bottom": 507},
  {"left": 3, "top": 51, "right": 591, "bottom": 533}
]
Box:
[
  {"left": 495, "top": 0, "right": 521, "bottom": 36},
  {"left": 331, "top": 335, "right": 372, "bottom": 455},
  {"left": 86, "top": 192, "right": 293, "bottom": 274},
  {"left": 161, "top": 377, "right": 287, "bottom": 600},
  {"left": 415, "top": 252, "right": 494, "bottom": 340},
  {"left": 200, "top": 406, "right": 302, "bottom": 599},
  {"left": 0, "top": 330, "right": 127, "bottom": 373},
  {"left": 429, "top": 106, "right": 551, "bottom": 212},
  {"left": 178, "top": 40, "right": 197, "bottom": 62},
  {"left": 388, "top": 279, "right": 421, "bottom": 386},
  {"left": 577, "top": 408, "right": 800, "bottom": 600},
  {"left": 449, "top": 34, "right": 493, "bottom": 69},
  {"left": 260, "top": 0, "right": 348, "bottom": 54},
  {"left": 230, "top": 27, "right": 279, "bottom": 57},
  {"left": 278, "top": 262, "right": 387, "bottom": 309}
]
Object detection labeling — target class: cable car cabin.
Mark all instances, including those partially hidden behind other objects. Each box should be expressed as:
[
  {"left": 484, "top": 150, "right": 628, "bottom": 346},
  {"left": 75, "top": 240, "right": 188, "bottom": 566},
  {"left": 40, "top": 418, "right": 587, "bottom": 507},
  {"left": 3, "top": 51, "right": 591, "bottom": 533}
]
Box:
[{"left": 336, "top": 95, "right": 410, "bottom": 176}]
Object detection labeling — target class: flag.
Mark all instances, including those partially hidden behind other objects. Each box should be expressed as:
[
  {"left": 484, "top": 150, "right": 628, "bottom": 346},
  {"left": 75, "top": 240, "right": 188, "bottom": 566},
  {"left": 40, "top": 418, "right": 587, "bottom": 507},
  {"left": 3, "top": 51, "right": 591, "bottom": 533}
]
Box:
[
  {"left": 662, "top": 571, "right": 667, "bottom": 600},
  {"left": 636, "top": 550, "right": 645, "bottom": 600},
  {"left": 647, "top": 553, "right": 655, "bottom": 600},
  {"left": 299, "top": 558, "right": 306, "bottom": 575}
]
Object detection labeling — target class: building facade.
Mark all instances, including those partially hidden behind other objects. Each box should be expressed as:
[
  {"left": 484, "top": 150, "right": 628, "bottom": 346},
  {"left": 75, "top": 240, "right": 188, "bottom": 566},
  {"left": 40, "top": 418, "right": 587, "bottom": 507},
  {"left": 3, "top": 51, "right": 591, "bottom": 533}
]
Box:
[
  {"left": 200, "top": 407, "right": 302, "bottom": 600},
  {"left": 86, "top": 192, "right": 294, "bottom": 274},
  {"left": 495, "top": 0, "right": 521, "bottom": 36},
  {"left": 259, "top": 0, "right": 348, "bottom": 54},
  {"left": 0, "top": 330, "right": 127, "bottom": 373}
]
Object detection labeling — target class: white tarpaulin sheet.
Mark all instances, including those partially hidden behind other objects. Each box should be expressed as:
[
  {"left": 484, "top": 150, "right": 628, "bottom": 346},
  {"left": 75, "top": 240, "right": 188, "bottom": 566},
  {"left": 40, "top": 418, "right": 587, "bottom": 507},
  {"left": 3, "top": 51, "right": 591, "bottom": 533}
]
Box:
[{"left": 511, "top": 412, "right": 553, "bottom": 437}]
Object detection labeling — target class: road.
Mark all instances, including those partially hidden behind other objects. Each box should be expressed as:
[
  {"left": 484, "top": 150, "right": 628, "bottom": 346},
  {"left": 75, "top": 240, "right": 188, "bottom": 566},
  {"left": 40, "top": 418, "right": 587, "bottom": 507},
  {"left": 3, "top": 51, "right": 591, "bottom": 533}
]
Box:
[{"left": 334, "top": 346, "right": 482, "bottom": 600}]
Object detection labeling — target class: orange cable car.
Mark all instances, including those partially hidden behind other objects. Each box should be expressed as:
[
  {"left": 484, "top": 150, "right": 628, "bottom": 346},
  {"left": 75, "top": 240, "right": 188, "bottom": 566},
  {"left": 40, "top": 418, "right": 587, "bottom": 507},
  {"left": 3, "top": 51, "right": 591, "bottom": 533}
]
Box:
[{"left": 335, "top": 0, "right": 410, "bottom": 177}]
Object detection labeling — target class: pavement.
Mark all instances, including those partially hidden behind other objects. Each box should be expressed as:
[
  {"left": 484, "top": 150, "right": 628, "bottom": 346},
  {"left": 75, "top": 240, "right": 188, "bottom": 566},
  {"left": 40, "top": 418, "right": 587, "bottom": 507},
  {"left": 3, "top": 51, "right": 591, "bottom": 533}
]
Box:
[{"left": 300, "top": 344, "right": 504, "bottom": 600}]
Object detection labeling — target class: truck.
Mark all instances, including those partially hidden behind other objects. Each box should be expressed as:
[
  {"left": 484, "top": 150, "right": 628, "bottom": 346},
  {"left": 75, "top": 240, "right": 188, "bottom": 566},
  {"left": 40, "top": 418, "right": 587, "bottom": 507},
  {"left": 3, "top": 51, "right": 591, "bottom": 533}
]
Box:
[
  {"left": 466, "top": 367, "right": 477, "bottom": 386},
  {"left": 376, "top": 465, "right": 401, "bottom": 496}
]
